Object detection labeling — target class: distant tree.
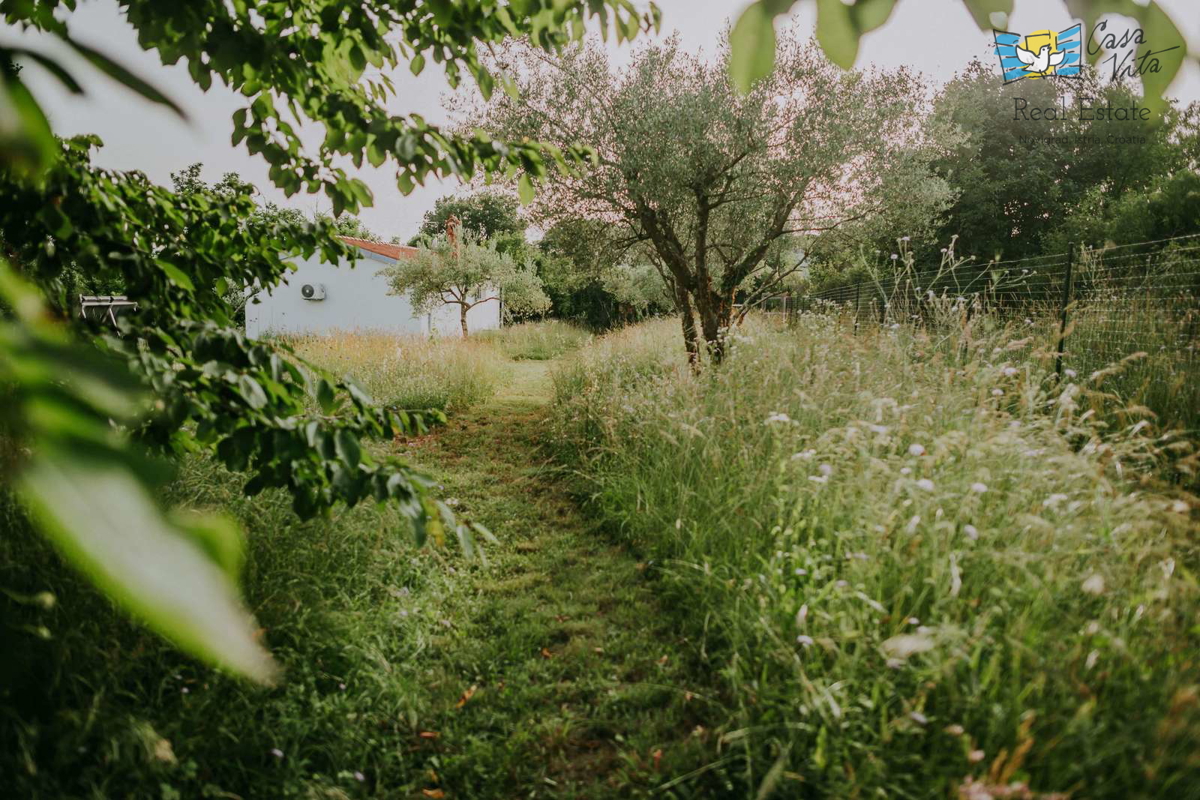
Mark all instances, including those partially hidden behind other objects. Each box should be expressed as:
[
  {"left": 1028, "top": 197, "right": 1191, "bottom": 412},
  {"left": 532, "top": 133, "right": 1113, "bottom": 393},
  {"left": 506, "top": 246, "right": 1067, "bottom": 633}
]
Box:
[
  {"left": 382, "top": 229, "right": 549, "bottom": 337},
  {"left": 317, "top": 213, "right": 383, "bottom": 242},
  {"left": 472, "top": 32, "right": 951, "bottom": 363},
  {"left": 537, "top": 218, "right": 671, "bottom": 327},
  {"left": 928, "top": 62, "right": 1186, "bottom": 261},
  {"left": 413, "top": 192, "right": 524, "bottom": 245}
]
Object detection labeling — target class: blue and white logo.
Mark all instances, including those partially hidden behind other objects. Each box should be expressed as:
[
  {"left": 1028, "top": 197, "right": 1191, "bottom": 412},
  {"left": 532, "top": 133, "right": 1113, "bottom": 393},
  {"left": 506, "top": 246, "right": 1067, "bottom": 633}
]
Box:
[{"left": 994, "top": 24, "right": 1083, "bottom": 84}]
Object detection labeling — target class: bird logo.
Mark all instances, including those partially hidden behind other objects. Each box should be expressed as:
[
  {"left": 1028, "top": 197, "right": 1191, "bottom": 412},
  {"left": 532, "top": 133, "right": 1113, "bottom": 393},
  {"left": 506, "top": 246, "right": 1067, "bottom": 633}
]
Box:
[{"left": 994, "top": 24, "right": 1083, "bottom": 83}]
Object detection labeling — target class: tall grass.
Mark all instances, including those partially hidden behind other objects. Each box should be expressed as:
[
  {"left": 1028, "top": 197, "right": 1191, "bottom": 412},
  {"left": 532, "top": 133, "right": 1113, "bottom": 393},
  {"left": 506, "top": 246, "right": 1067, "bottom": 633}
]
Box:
[
  {"left": 478, "top": 320, "right": 592, "bottom": 361},
  {"left": 288, "top": 331, "right": 502, "bottom": 411},
  {"left": 551, "top": 315, "right": 1200, "bottom": 798}
]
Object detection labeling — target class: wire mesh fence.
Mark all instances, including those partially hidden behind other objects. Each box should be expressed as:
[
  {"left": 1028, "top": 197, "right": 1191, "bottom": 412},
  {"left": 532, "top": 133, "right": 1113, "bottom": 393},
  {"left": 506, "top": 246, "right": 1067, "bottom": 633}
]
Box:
[{"left": 789, "top": 233, "right": 1200, "bottom": 427}]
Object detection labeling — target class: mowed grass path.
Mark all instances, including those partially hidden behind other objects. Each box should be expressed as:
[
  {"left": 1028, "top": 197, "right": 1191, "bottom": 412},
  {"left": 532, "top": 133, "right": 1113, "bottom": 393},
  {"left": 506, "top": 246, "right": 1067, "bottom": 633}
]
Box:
[{"left": 395, "top": 359, "right": 718, "bottom": 798}]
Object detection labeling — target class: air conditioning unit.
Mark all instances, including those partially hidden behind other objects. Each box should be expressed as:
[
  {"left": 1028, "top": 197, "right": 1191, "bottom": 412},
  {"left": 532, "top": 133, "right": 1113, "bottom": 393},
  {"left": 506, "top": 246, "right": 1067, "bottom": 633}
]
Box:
[{"left": 300, "top": 283, "right": 326, "bottom": 301}]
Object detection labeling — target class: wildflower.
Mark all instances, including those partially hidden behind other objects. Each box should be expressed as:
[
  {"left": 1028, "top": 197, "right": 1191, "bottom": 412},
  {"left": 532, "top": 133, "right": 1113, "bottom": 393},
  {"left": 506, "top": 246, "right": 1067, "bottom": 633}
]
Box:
[
  {"left": 794, "top": 568, "right": 808, "bottom": 576},
  {"left": 882, "top": 633, "right": 935, "bottom": 659},
  {"left": 908, "top": 443, "right": 926, "bottom": 456},
  {"left": 916, "top": 478, "right": 935, "bottom": 491},
  {"left": 765, "top": 412, "right": 792, "bottom": 424},
  {"left": 968, "top": 750, "right": 986, "bottom": 763},
  {"left": 900, "top": 466, "right": 912, "bottom": 475},
  {"left": 1065, "top": 368, "right": 1077, "bottom": 378},
  {"left": 907, "top": 617, "right": 920, "bottom": 625},
  {"left": 271, "top": 748, "right": 285, "bottom": 759},
  {"left": 796, "top": 635, "right": 815, "bottom": 647},
  {"left": 796, "top": 604, "right": 809, "bottom": 626},
  {"left": 818, "top": 463, "right": 833, "bottom": 476},
  {"left": 891, "top": 253, "right": 899, "bottom": 260},
  {"left": 868, "top": 424, "right": 889, "bottom": 434},
  {"left": 181, "top": 687, "right": 190, "bottom": 694},
  {"left": 1171, "top": 500, "right": 1189, "bottom": 514},
  {"left": 970, "top": 482, "right": 988, "bottom": 494},
  {"left": 1045, "top": 493, "right": 1069, "bottom": 507},
  {"left": 944, "top": 724, "right": 965, "bottom": 736},
  {"left": 963, "top": 524, "right": 979, "bottom": 541},
  {"left": 1081, "top": 573, "right": 1106, "bottom": 595},
  {"left": 909, "top": 711, "right": 928, "bottom": 725},
  {"left": 991, "top": 389, "right": 1004, "bottom": 396},
  {"left": 791, "top": 449, "right": 816, "bottom": 460},
  {"left": 1002, "top": 366, "right": 1018, "bottom": 377},
  {"left": 354, "top": 771, "right": 366, "bottom": 782},
  {"left": 809, "top": 474, "right": 829, "bottom": 484}
]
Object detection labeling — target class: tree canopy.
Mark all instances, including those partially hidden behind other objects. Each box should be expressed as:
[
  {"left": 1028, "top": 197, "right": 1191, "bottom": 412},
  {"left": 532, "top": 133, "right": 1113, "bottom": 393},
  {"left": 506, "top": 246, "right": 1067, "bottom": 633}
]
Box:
[
  {"left": 382, "top": 229, "right": 550, "bottom": 336},
  {"left": 471, "top": 31, "right": 952, "bottom": 362}
]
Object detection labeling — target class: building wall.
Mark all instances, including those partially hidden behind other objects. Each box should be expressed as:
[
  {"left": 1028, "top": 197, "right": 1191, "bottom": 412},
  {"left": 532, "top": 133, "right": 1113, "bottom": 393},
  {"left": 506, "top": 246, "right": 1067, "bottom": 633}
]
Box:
[{"left": 245, "top": 248, "right": 501, "bottom": 338}]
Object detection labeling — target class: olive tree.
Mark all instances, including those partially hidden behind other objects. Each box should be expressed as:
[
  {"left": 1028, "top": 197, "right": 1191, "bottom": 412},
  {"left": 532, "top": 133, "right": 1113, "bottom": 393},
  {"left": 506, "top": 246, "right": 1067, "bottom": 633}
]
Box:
[
  {"left": 471, "top": 31, "right": 951, "bottom": 363},
  {"left": 383, "top": 231, "right": 550, "bottom": 336}
]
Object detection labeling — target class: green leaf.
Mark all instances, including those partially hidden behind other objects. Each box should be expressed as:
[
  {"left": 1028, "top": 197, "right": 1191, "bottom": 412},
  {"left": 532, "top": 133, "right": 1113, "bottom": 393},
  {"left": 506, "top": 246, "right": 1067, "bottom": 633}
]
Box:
[
  {"left": 172, "top": 511, "right": 246, "bottom": 582},
  {"left": 0, "top": 71, "right": 57, "bottom": 175},
  {"left": 316, "top": 378, "right": 336, "bottom": 414},
  {"left": 729, "top": 2, "right": 784, "bottom": 93},
  {"left": 960, "top": 0, "right": 1014, "bottom": 30},
  {"left": 815, "top": 0, "right": 898, "bottom": 70},
  {"left": 18, "top": 450, "right": 277, "bottom": 683},
  {"left": 155, "top": 258, "right": 195, "bottom": 290},
  {"left": 7, "top": 46, "right": 85, "bottom": 93},
  {"left": 518, "top": 173, "right": 535, "bottom": 206},
  {"left": 64, "top": 36, "right": 187, "bottom": 119},
  {"left": 334, "top": 428, "right": 361, "bottom": 468}
]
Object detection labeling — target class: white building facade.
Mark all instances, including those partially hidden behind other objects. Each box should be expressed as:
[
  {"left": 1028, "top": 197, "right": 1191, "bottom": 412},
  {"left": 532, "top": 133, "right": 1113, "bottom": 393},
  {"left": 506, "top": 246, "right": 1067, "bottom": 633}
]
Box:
[{"left": 245, "top": 237, "right": 501, "bottom": 338}]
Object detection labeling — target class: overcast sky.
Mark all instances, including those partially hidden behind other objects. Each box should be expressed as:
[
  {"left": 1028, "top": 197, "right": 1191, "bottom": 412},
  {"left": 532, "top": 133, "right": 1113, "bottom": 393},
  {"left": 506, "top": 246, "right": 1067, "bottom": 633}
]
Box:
[{"left": 9, "top": 0, "right": 1200, "bottom": 241}]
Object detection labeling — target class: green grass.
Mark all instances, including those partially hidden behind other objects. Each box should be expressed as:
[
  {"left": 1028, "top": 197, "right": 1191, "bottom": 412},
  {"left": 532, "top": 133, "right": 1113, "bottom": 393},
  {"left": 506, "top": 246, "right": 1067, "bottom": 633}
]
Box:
[
  {"left": 550, "top": 315, "right": 1200, "bottom": 799},
  {"left": 0, "top": 348, "right": 716, "bottom": 799},
  {"left": 478, "top": 320, "right": 592, "bottom": 361},
  {"left": 5, "top": 316, "right": 1199, "bottom": 798},
  {"left": 288, "top": 330, "right": 503, "bottom": 412}
]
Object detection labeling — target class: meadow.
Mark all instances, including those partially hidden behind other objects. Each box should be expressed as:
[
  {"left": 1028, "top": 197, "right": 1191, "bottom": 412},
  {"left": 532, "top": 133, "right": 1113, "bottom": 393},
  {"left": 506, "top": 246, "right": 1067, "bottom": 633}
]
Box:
[
  {"left": 3, "top": 316, "right": 1198, "bottom": 798},
  {"left": 550, "top": 314, "right": 1200, "bottom": 798}
]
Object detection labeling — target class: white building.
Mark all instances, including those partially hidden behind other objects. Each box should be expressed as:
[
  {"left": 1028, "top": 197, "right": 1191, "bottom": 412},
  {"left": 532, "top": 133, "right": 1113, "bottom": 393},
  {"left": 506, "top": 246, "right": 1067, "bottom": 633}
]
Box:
[{"left": 245, "top": 236, "right": 501, "bottom": 338}]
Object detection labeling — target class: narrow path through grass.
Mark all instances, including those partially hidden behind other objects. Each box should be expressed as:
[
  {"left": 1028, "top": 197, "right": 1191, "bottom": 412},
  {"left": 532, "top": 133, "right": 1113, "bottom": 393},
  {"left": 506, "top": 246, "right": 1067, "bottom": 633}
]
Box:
[{"left": 397, "top": 358, "right": 717, "bottom": 798}]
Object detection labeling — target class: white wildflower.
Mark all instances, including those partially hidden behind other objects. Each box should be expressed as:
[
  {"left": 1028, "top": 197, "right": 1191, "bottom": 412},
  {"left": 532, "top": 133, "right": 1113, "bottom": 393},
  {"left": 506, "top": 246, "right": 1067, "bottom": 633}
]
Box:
[
  {"left": 909, "top": 711, "right": 928, "bottom": 725},
  {"left": 992, "top": 388, "right": 1004, "bottom": 396},
  {"left": 1171, "top": 500, "right": 1189, "bottom": 514},
  {"left": 1081, "top": 573, "right": 1106, "bottom": 595},
  {"left": 1045, "top": 493, "right": 1069, "bottom": 507},
  {"left": 916, "top": 478, "right": 935, "bottom": 491},
  {"left": 809, "top": 474, "right": 829, "bottom": 484},
  {"left": 271, "top": 748, "right": 284, "bottom": 759},
  {"left": 970, "top": 482, "right": 988, "bottom": 494},
  {"left": 963, "top": 524, "right": 979, "bottom": 541},
  {"left": 796, "top": 635, "right": 815, "bottom": 647},
  {"left": 882, "top": 633, "right": 935, "bottom": 659},
  {"left": 1002, "top": 366, "right": 1018, "bottom": 377},
  {"left": 792, "top": 449, "right": 816, "bottom": 461},
  {"left": 900, "top": 466, "right": 912, "bottom": 475},
  {"left": 765, "top": 412, "right": 792, "bottom": 424},
  {"left": 818, "top": 463, "right": 833, "bottom": 476},
  {"left": 908, "top": 443, "right": 926, "bottom": 456}
]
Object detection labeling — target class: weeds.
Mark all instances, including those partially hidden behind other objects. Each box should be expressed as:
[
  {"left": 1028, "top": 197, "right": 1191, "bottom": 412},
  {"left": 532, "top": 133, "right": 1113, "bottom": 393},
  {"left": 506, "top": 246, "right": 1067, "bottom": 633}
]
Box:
[
  {"left": 551, "top": 314, "right": 1200, "bottom": 798},
  {"left": 479, "top": 320, "right": 592, "bottom": 361},
  {"left": 288, "top": 330, "right": 503, "bottom": 411}
]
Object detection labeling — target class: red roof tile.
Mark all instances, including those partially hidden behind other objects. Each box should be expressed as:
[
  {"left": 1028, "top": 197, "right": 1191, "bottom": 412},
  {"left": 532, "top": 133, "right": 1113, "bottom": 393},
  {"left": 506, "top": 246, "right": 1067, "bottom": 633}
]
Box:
[{"left": 340, "top": 236, "right": 420, "bottom": 260}]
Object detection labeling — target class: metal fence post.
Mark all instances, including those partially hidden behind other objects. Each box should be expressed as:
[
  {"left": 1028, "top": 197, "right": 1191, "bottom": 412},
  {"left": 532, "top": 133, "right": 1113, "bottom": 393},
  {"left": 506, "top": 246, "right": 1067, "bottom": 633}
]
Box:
[
  {"left": 853, "top": 281, "right": 861, "bottom": 335},
  {"left": 1055, "top": 242, "right": 1074, "bottom": 378}
]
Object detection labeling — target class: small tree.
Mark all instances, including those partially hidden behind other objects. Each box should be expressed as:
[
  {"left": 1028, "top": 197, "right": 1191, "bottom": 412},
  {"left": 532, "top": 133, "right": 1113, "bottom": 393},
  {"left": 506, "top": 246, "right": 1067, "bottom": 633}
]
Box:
[{"left": 383, "top": 226, "right": 549, "bottom": 337}]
